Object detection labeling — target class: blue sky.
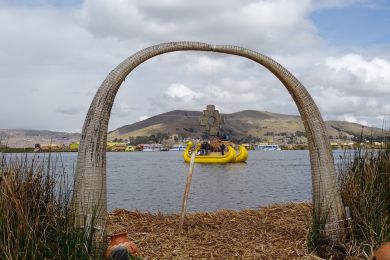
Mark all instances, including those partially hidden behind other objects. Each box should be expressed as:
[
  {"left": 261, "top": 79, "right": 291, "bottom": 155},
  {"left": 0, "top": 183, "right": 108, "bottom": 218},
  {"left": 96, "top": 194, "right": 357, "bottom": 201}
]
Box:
[
  {"left": 0, "top": 0, "right": 389, "bottom": 131},
  {"left": 312, "top": 2, "right": 390, "bottom": 46}
]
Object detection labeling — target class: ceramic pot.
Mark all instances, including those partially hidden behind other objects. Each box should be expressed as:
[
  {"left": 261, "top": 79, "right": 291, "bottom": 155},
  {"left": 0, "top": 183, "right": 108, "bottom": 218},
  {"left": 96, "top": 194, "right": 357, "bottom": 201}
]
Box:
[
  {"left": 374, "top": 242, "right": 390, "bottom": 260},
  {"left": 104, "top": 232, "right": 140, "bottom": 260}
]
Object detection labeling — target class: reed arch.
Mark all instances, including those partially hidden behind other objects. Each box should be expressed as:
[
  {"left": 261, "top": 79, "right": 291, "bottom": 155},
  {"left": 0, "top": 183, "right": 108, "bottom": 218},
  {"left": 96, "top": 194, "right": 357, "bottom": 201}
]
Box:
[{"left": 73, "top": 42, "right": 346, "bottom": 241}]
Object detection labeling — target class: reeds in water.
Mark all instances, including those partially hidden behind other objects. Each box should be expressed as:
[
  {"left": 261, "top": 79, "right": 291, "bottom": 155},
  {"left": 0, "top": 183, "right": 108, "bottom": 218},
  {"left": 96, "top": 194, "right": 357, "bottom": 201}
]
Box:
[{"left": 0, "top": 152, "right": 102, "bottom": 259}]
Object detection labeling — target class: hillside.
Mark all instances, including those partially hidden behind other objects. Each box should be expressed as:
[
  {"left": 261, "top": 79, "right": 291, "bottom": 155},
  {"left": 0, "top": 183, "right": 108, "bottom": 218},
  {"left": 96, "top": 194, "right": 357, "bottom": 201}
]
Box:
[
  {"left": 0, "top": 129, "right": 80, "bottom": 148},
  {"left": 1, "top": 110, "right": 386, "bottom": 148},
  {"left": 108, "top": 110, "right": 386, "bottom": 145}
]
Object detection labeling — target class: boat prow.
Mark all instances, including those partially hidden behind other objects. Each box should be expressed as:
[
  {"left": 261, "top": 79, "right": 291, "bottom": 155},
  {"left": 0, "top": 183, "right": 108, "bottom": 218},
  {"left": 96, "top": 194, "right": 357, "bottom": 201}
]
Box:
[{"left": 233, "top": 145, "right": 248, "bottom": 163}]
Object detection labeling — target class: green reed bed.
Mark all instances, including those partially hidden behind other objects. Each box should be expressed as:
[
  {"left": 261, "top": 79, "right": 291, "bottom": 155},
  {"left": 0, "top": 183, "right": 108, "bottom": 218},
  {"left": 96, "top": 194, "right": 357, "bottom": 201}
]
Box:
[
  {"left": 0, "top": 152, "right": 102, "bottom": 260},
  {"left": 338, "top": 144, "right": 390, "bottom": 257}
]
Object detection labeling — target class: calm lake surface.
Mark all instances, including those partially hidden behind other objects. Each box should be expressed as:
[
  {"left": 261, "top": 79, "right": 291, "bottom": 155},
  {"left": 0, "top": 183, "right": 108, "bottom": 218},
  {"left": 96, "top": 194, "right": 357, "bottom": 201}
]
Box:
[{"left": 16, "top": 150, "right": 347, "bottom": 213}]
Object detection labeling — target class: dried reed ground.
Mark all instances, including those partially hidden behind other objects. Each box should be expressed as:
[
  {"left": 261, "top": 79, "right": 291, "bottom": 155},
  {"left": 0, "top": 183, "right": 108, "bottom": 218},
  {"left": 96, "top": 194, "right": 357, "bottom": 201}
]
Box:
[{"left": 107, "top": 203, "right": 321, "bottom": 259}]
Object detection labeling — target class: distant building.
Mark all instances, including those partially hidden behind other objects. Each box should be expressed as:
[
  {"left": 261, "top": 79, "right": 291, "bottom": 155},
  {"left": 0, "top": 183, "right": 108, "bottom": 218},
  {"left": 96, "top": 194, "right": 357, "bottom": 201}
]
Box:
[{"left": 40, "top": 143, "right": 62, "bottom": 151}]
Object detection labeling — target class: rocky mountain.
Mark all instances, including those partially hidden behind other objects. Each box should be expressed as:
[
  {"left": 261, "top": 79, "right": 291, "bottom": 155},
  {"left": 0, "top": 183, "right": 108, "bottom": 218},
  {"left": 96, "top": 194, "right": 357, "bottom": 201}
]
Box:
[{"left": 108, "top": 110, "right": 387, "bottom": 145}]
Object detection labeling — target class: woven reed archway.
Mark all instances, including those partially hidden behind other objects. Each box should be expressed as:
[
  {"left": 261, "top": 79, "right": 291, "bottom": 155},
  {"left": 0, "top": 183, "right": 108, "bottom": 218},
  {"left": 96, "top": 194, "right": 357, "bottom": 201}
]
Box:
[{"left": 73, "top": 42, "right": 345, "bottom": 241}]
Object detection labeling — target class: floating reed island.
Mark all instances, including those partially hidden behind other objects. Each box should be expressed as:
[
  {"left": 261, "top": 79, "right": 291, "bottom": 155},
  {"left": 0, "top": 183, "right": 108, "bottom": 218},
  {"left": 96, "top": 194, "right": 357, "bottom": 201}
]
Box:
[
  {"left": 107, "top": 203, "right": 317, "bottom": 259},
  {"left": 1, "top": 149, "right": 387, "bottom": 259}
]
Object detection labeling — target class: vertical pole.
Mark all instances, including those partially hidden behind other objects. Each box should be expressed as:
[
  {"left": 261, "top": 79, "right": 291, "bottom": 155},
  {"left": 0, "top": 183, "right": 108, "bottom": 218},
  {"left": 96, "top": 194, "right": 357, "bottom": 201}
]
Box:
[
  {"left": 179, "top": 141, "right": 197, "bottom": 232},
  {"left": 0, "top": 151, "right": 3, "bottom": 174},
  {"left": 0, "top": 136, "right": 4, "bottom": 174}
]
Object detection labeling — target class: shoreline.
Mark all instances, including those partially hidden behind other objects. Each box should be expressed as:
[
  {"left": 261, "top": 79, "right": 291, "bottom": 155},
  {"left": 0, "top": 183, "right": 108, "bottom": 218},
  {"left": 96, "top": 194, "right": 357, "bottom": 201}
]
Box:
[{"left": 0, "top": 147, "right": 369, "bottom": 153}]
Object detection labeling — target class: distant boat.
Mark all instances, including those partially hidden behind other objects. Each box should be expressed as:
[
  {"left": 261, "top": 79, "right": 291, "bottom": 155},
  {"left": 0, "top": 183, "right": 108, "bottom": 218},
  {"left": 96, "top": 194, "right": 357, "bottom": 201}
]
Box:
[
  {"left": 254, "top": 144, "right": 282, "bottom": 151},
  {"left": 125, "top": 146, "right": 135, "bottom": 152},
  {"left": 169, "top": 144, "right": 187, "bottom": 151}
]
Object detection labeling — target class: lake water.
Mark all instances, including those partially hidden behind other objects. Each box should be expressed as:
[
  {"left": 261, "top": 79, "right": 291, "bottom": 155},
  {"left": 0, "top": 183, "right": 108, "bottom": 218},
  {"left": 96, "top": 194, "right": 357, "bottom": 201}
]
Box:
[{"left": 9, "top": 150, "right": 347, "bottom": 213}]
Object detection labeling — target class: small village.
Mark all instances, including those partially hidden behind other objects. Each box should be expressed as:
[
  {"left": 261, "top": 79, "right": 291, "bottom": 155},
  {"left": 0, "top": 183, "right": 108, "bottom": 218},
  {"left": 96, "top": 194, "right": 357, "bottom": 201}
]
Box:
[{"left": 2, "top": 133, "right": 387, "bottom": 153}]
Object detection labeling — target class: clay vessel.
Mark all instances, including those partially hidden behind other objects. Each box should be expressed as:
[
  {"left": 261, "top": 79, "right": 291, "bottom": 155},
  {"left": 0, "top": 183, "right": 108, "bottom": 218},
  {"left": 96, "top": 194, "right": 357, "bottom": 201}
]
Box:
[
  {"left": 104, "top": 232, "right": 140, "bottom": 260},
  {"left": 374, "top": 242, "right": 390, "bottom": 260}
]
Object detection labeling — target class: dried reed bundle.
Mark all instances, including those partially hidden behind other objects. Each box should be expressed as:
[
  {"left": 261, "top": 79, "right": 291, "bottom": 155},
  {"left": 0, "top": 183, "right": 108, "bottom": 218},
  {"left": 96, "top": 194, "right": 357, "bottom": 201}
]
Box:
[{"left": 108, "top": 203, "right": 320, "bottom": 259}]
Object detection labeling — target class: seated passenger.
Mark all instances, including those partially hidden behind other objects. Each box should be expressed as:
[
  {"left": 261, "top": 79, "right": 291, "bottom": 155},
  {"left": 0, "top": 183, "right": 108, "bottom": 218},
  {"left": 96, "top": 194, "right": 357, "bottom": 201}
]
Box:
[{"left": 220, "top": 143, "right": 226, "bottom": 155}]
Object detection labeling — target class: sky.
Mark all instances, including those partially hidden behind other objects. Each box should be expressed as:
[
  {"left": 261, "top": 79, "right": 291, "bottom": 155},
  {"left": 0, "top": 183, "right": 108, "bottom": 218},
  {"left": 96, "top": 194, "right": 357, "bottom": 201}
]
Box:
[{"left": 0, "top": 0, "right": 389, "bottom": 132}]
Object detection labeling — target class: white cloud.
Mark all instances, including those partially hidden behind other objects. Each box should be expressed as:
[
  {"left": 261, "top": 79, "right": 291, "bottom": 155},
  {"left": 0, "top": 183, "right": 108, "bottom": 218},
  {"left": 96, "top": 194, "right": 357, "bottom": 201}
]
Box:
[
  {"left": 56, "top": 105, "right": 85, "bottom": 115},
  {"left": 312, "top": 0, "right": 368, "bottom": 10},
  {"left": 79, "top": 0, "right": 144, "bottom": 40},
  {"left": 138, "top": 115, "right": 150, "bottom": 121},
  {"left": 337, "top": 114, "right": 370, "bottom": 126},
  {"left": 164, "top": 84, "right": 203, "bottom": 101},
  {"left": 205, "top": 85, "right": 259, "bottom": 104},
  {"left": 78, "top": 0, "right": 320, "bottom": 52},
  {"left": 296, "top": 52, "right": 390, "bottom": 127},
  {"left": 112, "top": 103, "right": 133, "bottom": 118},
  {"left": 186, "top": 56, "right": 227, "bottom": 75},
  {"left": 325, "top": 54, "right": 390, "bottom": 93}
]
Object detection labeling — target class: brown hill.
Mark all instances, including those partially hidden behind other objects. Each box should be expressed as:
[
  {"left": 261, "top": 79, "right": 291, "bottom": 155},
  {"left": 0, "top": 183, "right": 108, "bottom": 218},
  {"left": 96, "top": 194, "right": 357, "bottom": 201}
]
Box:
[
  {"left": 108, "top": 110, "right": 386, "bottom": 145},
  {"left": 2, "top": 110, "right": 385, "bottom": 148},
  {"left": 0, "top": 129, "right": 81, "bottom": 148}
]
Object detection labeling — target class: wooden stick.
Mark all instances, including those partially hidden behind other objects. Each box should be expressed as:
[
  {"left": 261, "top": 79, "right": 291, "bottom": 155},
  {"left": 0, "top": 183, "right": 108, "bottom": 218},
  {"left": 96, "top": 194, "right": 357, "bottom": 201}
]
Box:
[
  {"left": 179, "top": 141, "right": 197, "bottom": 232},
  {"left": 0, "top": 152, "right": 3, "bottom": 174}
]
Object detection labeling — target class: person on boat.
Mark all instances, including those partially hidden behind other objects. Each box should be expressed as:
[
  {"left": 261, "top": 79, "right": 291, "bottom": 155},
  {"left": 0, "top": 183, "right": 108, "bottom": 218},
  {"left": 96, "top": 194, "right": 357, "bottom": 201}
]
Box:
[
  {"left": 200, "top": 142, "right": 206, "bottom": 155},
  {"left": 205, "top": 141, "right": 210, "bottom": 155},
  {"left": 220, "top": 143, "right": 226, "bottom": 155}
]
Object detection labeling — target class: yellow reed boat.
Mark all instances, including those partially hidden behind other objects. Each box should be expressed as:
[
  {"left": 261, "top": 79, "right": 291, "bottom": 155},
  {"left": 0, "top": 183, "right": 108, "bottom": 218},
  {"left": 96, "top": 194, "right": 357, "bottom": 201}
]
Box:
[
  {"left": 233, "top": 145, "right": 248, "bottom": 163},
  {"left": 183, "top": 141, "right": 248, "bottom": 164}
]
